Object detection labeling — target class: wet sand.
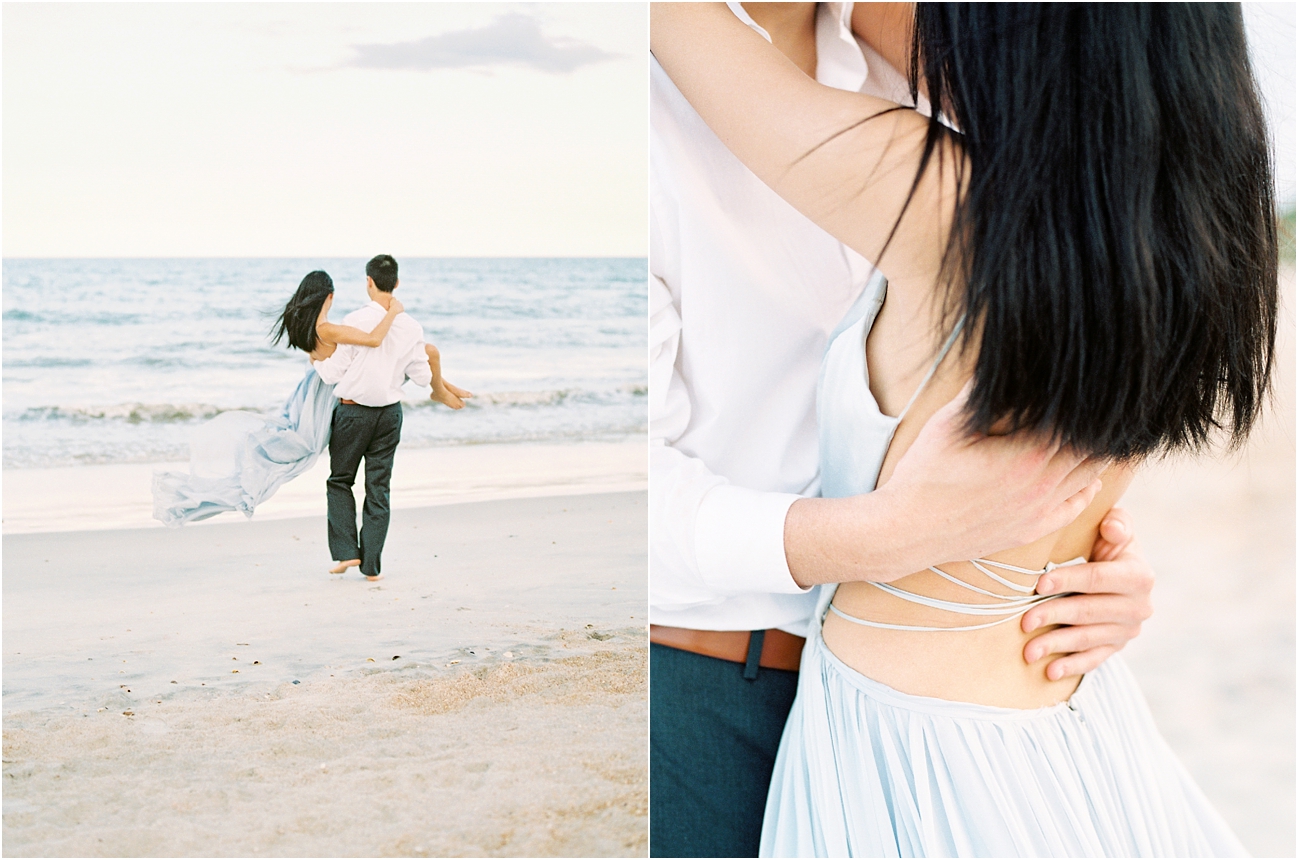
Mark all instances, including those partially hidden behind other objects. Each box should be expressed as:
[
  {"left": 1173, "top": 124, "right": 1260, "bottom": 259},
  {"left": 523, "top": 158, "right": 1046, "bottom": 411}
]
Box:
[
  {"left": 2, "top": 440, "right": 647, "bottom": 535},
  {"left": 3, "top": 491, "right": 648, "bottom": 856}
]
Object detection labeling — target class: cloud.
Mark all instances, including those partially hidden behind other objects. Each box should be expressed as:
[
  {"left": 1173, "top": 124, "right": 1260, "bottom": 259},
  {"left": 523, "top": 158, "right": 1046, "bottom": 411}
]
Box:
[{"left": 347, "top": 13, "right": 616, "bottom": 74}]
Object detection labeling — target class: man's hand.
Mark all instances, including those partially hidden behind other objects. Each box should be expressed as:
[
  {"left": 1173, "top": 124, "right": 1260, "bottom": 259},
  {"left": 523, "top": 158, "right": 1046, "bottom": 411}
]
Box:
[
  {"left": 1021, "top": 507, "right": 1154, "bottom": 680},
  {"left": 786, "top": 386, "right": 1106, "bottom": 587},
  {"left": 884, "top": 388, "right": 1109, "bottom": 561}
]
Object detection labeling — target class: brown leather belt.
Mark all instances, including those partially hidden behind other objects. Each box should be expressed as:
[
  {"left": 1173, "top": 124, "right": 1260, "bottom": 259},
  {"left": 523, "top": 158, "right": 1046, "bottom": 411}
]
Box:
[
  {"left": 340, "top": 399, "right": 358, "bottom": 405},
  {"left": 650, "top": 624, "right": 805, "bottom": 672}
]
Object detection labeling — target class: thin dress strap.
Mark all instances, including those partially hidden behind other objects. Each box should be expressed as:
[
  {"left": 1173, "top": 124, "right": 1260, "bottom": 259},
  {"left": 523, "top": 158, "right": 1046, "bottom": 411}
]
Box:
[
  {"left": 827, "top": 313, "right": 1085, "bottom": 633},
  {"left": 895, "top": 317, "right": 966, "bottom": 423}
]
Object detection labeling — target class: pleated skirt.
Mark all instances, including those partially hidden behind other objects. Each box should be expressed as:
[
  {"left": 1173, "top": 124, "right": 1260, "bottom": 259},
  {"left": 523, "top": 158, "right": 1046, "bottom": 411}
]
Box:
[{"left": 761, "top": 618, "right": 1248, "bottom": 857}]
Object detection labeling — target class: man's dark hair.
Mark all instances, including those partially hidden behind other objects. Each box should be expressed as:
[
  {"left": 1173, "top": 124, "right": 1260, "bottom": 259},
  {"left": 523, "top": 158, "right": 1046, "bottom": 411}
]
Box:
[{"left": 366, "top": 255, "right": 399, "bottom": 292}]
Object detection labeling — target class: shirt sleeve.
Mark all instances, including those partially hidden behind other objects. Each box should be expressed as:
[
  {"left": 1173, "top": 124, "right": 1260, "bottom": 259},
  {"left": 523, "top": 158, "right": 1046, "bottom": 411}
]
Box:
[
  {"left": 648, "top": 272, "right": 809, "bottom": 611},
  {"left": 312, "top": 344, "right": 355, "bottom": 384},
  {"left": 402, "top": 338, "right": 432, "bottom": 387}
]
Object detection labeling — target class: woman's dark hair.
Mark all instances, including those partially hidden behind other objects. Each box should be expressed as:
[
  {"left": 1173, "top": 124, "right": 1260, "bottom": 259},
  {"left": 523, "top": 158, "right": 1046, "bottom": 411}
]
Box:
[
  {"left": 907, "top": 3, "right": 1277, "bottom": 459},
  {"left": 271, "top": 270, "right": 334, "bottom": 353}
]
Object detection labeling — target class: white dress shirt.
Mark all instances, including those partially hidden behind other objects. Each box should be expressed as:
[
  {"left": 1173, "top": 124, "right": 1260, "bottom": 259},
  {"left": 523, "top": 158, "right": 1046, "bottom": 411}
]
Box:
[
  {"left": 649, "top": 3, "right": 923, "bottom": 635},
  {"left": 312, "top": 301, "right": 431, "bottom": 406}
]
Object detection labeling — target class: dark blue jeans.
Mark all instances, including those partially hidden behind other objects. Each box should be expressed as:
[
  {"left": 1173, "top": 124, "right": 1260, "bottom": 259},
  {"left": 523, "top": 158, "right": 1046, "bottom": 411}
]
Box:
[
  {"left": 650, "top": 642, "right": 800, "bottom": 858},
  {"left": 326, "top": 401, "right": 402, "bottom": 577}
]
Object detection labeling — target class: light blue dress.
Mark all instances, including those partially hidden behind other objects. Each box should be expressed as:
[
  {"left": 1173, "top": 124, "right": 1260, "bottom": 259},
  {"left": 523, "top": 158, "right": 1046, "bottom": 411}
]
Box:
[
  {"left": 152, "top": 368, "right": 337, "bottom": 527},
  {"left": 760, "top": 271, "right": 1247, "bottom": 857}
]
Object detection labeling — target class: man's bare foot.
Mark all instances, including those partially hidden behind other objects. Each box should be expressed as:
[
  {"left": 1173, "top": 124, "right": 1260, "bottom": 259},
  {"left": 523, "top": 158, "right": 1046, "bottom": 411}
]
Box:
[
  {"left": 431, "top": 386, "right": 465, "bottom": 410},
  {"left": 363, "top": 573, "right": 384, "bottom": 582},
  {"left": 446, "top": 382, "right": 473, "bottom": 400},
  {"left": 330, "top": 559, "right": 360, "bottom": 574}
]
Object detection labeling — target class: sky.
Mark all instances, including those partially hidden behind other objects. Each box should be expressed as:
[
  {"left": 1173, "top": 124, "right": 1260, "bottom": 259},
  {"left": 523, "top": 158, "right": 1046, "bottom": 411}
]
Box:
[
  {"left": 3, "top": 3, "right": 647, "bottom": 258},
  {"left": 1243, "top": 3, "right": 1296, "bottom": 209},
  {"left": 2, "top": 3, "right": 1290, "bottom": 259}
]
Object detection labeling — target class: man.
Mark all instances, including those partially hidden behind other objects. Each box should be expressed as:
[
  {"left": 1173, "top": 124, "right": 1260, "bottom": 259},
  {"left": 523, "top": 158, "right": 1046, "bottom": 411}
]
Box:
[
  {"left": 649, "top": 4, "right": 1154, "bottom": 856},
  {"left": 314, "top": 254, "right": 432, "bottom": 582}
]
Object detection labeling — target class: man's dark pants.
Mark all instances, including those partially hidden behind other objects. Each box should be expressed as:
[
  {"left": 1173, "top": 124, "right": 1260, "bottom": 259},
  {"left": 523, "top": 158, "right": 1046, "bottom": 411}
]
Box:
[
  {"left": 650, "top": 642, "right": 800, "bottom": 858},
  {"left": 327, "top": 402, "right": 402, "bottom": 577}
]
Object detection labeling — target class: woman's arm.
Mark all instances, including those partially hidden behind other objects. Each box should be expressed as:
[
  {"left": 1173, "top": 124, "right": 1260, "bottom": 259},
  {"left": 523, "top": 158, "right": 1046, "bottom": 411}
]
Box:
[
  {"left": 318, "top": 299, "right": 404, "bottom": 348},
  {"left": 650, "top": 2, "right": 958, "bottom": 286},
  {"left": 851, "top": 3, "right": 917, "bottom": 91}
]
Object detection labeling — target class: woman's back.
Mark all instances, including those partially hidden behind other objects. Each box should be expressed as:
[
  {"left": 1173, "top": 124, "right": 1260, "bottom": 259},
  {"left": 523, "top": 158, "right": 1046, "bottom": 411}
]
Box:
[{"left": 818, "top": 269, "right": 1132, "bottom": 707}]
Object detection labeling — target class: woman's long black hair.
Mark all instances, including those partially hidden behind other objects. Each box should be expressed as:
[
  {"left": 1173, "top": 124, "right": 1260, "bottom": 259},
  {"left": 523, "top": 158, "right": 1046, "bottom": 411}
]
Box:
[
  {"left": 271, "top": 270, "right": 334, "bottom": 354},
  {"left": 909, "top": 3, "right": 1277, "bottom": 459}
]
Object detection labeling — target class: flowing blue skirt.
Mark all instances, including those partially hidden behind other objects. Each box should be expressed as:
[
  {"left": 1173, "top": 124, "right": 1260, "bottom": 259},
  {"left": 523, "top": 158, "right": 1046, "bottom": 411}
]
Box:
[
  {"left": 760, "top": 586, "right": 1248, "bottom": 858},
  {"left": 152, "top": 369, "right": 338, "bottom": 527}
]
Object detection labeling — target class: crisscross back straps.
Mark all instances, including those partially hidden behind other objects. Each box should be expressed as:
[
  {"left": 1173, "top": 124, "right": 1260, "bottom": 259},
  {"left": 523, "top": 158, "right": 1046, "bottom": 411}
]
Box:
[{"left": 831, "top": 557, "right": 1086, "bottom": 632}]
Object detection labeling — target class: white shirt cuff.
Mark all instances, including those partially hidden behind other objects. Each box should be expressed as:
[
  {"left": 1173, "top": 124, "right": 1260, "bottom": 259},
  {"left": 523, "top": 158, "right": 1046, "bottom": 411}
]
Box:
[{"left": 694, "top": 484, "right": 809, "bottom": 596}]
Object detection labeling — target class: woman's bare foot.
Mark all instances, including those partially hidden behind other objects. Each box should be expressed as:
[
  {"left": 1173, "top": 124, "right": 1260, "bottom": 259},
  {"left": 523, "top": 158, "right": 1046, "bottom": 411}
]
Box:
[
  {"left": 431, "top": 385, "right": 465, "bottom": 409},
  {"left": 363, "top": 573, "right": 384, "bottom": 582},
  {"left": 447, "top": 382, "right": 473, "bottom": 400},
  {"left": 329, "top": 559, "right": 360, "bottom": 574}
]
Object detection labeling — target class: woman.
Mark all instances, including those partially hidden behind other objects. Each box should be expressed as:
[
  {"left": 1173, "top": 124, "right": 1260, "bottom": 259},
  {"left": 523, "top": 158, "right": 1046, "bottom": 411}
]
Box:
[
  {"left": 153, "top": 270, "right": 468, "bottom": 527},
  {"left": 652, "top": 3, "right": 1275, "bottom": 856},
  {"left": 275, "top": 270, "right": 472, "bottom": 410}
]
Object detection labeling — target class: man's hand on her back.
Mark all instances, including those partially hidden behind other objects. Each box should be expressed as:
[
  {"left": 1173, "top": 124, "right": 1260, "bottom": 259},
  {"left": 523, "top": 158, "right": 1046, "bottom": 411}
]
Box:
[
  {"left": 785, "top": 384, "right": 1106, "bottom": 588},
  {"left": 881, "top": 386, "right": 1108, "bottom": 563}
]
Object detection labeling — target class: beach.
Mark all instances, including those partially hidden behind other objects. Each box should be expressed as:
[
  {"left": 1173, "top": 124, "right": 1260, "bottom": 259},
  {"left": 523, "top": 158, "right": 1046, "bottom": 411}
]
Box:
[
  {"left": 2, "top": 251, "right": 649, "bottom": 855},
  {"left": 3, "top": 442, "right": 648, "bottom": 856}
]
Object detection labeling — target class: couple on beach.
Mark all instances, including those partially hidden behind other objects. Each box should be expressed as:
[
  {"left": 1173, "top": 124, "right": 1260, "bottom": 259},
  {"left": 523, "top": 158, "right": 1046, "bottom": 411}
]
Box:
[
  {"left": 155, "top": 255, "right": 470, "bottom": 581},
  {"left": 650, "top": 3, "right": 1274, "bottom": 858}
]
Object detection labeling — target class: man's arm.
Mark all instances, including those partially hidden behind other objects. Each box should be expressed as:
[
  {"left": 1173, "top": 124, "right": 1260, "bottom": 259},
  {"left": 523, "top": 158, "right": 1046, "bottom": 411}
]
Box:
[
  {"left": 784, "top": 388, "right": 1106, "bottom": 587},
  {"left": 651, "top": 272, "right": 1107, "bottom": 604},
  {"left": 650, "top": 273, "right": 807, "bottom": 606}
]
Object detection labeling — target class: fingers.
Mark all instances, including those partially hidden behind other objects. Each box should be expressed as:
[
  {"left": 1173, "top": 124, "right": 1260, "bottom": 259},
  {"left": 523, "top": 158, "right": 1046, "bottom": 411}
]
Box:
[
  {"left": 1022, "top": 591, "right": 1149, "bottom": 632},
  {"left": 1036, "top": 556, "right": 1154, "bottom": 603},
  {"left": 1042, "top": 646, "right": 1117, "bottom": 681},
  {"left": 1023, "top": 623, "right": 1129, "bottom": 663},
  {"left": 922, "top": 382, "right": 974, "bottom": 441},
  {"left": 1095, "top": 507, "right": 1134, "bottom": 559},
  {"left": 1055, "top": 454, "right": 1108, "bottom": 501},
  {"left": 1038, "top": 478, "right": 1102, "bottom": 535}
]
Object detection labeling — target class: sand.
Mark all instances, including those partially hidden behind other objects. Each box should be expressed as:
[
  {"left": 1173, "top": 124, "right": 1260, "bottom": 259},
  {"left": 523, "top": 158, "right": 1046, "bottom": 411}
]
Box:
[
  {"left": 2, "top": 440, "right": 648, "bottom": 535},
  {"left": 1118, "top": 265, "right": 1295, "bottom": 857},
  {"left": 3, "top": 489, "right": 648, "bottom": 857}
]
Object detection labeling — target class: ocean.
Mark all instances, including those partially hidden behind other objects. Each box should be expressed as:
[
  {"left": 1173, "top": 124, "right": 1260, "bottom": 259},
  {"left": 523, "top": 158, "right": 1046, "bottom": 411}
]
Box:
[{"left": 2, "top": 257, "right": 646, "bottom": 469}]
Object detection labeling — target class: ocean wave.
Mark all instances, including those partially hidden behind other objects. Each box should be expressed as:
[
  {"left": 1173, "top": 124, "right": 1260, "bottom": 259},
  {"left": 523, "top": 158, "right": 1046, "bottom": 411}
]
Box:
[
  {"left": 13, "top": 403, "right": 243, "bottom": 424},
  {"left": 8, "top": 384, "right": 646, "bottom": 426},
  {"left": 404, "top": 384, "right": 646, "bottom": 410}
]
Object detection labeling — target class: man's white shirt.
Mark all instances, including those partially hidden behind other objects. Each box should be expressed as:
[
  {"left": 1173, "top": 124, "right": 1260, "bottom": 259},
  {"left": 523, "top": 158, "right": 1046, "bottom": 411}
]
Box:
[
  {"left": 312, "top": 301, "right": 432, "bottom": 406},
  {"left": 649, "top": 2, "right": 923, "bottom": 635}
]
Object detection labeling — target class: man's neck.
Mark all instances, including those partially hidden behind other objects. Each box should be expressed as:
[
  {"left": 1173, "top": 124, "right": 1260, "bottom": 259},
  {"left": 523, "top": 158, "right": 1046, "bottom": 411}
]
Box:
[
  {"left": 742, "top": 2, "right": 817, "bottom": 77},
  {"left": 369, "top": 291, "right": 394, "bottom": 310}
]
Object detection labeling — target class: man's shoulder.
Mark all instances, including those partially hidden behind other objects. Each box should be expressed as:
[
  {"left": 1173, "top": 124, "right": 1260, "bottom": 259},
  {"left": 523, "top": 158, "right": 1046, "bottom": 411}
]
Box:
[
  {"left": 392, "top": 312, "right": 425, "bottom": 342},
  {"left": 341, "top": 305, "right": 380, "bottom": 327}
]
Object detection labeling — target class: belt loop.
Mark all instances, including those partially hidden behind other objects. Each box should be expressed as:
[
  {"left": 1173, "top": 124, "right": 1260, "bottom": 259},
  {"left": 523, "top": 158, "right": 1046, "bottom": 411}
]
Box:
[{"left": 743, "top": 630, "right": 764, "bottom": 681}]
